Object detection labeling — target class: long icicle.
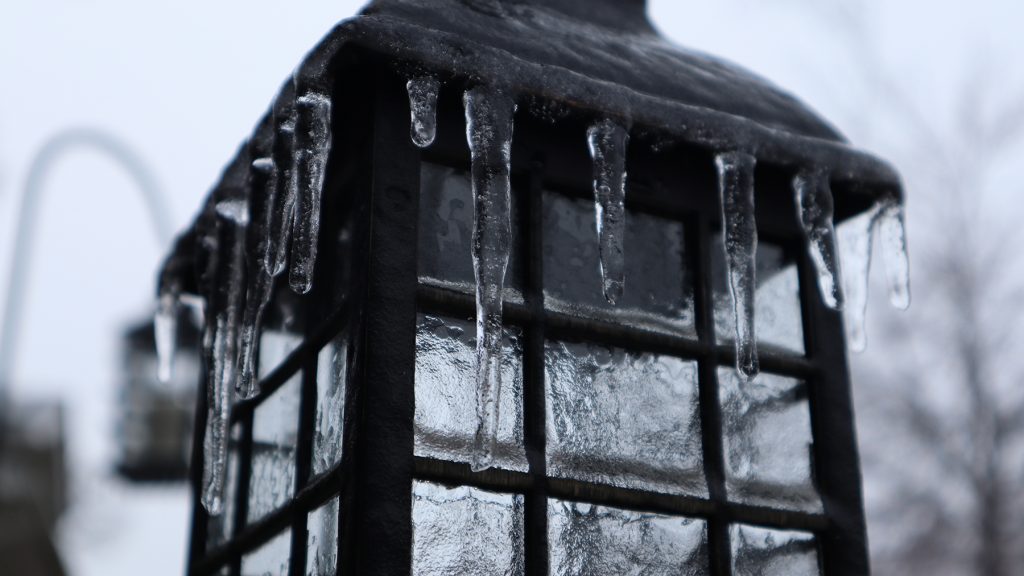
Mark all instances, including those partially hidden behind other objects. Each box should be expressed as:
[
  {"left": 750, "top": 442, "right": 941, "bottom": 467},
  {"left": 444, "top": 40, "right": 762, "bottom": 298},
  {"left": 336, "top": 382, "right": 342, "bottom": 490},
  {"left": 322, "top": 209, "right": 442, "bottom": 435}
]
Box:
[
  {"left": 879, "top": 197, "right": 911, "bottom": 310},
  {"left": 289, "top": 91, "right": 332, "bottom": 294},
  {"left": 794, "top": 168, "right": 844, "bottom": 310},
  {"left": 407, "top": 77, "right": 440, "bottom": 148},
  {"left": 202, "top": 198, "right": 249, "bottom": 515},
  {"left": 587, "top": 118, "right": 629, "bottom": 304},
  {"left": 236, "top": 155, "right": 277, "bottom": 399},
  {"left": 464, "top": 85, "right": 516, "bottom": 472},
  {"left": 716, "top": 151, "right": 760, "bottom": 381},
  {"left": 839, "top": 205, "right": 881, "bottom": 352}
]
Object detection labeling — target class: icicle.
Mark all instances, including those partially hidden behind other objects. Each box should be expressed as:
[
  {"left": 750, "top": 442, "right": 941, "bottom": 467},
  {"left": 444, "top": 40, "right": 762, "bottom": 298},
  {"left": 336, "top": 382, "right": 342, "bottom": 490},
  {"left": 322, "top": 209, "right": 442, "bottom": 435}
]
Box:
[
  {"left": 266, "top": 113, "right": 296, "bottom": 277},
  {"left": 716, "top": 151, "right": 760, "bottom": 381},
  {"left": 587, "top": 118, "right": 629, "bottom": 304},
  {"left": 289, "top": 91, "right": 332, "bottom": 294},
  {"left": 794, "top": 168, "right": 844, "bottom": 310},
  {"left": 202, "top": 314, "right": 232, "bottom": 515},
  {"left": 236, "top": 157, "right": 276, "bottom": 400},
  {"left": 838, "top": 205, "right": 881, "bottom": 352},
  {"left": 879, "top": 197, "right": 911, "bottom": 310},
  {"left": 155, "top": 291, "right": 179, "bottom": 384},
  {"left": 464, "top": 85, "right": 516, "bottom": 472},
  {"left": 407, "top": 77, "right": 440, "bottom": 148},
  {"left": 202, "top": 198, "right": 249, "bottom": 515}
]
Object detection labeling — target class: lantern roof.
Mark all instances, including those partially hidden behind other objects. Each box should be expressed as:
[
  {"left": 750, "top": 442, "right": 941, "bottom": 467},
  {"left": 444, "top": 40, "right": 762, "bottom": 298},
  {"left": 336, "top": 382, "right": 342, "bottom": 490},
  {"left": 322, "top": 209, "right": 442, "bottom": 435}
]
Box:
[
  {"left": 361, "top": 0, "right": 840, "bottom": 140},
  {"left": 290, "top": 0, "right": 898, "bottom": 187}
]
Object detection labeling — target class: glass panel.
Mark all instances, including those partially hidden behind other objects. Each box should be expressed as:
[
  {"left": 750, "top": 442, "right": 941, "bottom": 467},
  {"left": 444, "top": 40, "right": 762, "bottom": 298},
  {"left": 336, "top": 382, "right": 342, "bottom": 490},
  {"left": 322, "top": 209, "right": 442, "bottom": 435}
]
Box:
[
  {"left": 718, "top": 368, "right": 821, "bottom": 512},
  {"left": 418, "top": 162, "right": 524, "bottom": 302},
  {"left": 313, "top": 331, "right": 348, "bottom": 477},
  {"left": 306, "top": 496, "right": 339, "bottom": 576},
  {"left": 711, "top": 237, "right": 804, "bottom": 354},
  {"left": 543, "top": 191, "right": 695, "bottom": 336},
  {"left": 241, "top": 530, "right": 291, "bottom": 576},
  {"left": 412, "top": 481, "right": 524, "bottom": 576},
  {"left": 248, "top": 374, "right": 301, "bottom": 522},
  {"left": 545, "top": 340, "right": 705, "bottom": 496},
  {"left": 548, "top": 499, "right": 709, "bottom": 575},
  {"left": 414, "top": 314, "right": 527, "bottom": 472},
  {"left": 259, "top": 329, "right": 303, "bottom": 380},
  {"left": 207, "top": 424, "right": 241, "bottom": 547},
  {"left": 730, "top": 525, "right": 819, "bottom": 576}
]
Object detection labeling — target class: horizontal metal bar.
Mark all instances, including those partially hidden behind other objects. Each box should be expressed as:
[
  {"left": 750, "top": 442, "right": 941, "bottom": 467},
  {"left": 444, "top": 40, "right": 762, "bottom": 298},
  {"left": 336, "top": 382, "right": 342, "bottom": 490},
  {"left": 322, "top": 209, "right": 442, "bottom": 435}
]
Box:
[
  {"left": 416, "top": 284, "right": 818, "bottom": 378},
  {"left": 412, "top": 456, "right": 828, "bottom": 533}
]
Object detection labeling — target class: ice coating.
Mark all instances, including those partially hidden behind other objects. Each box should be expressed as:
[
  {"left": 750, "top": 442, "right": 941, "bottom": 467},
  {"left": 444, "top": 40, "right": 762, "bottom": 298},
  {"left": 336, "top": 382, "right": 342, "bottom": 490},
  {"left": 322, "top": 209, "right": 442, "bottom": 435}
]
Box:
[
  {"left": 716, "top": 151, "right": 759, "bottom": 381},
  {"left": 155, "top": 291, "right": 178, "bottom": 384},
  {"left": 203, "top": 199, "right": 249, "bottom": 515},
  {"left": 794, "top": 168, "right": 843, "bottom": 310},
  {"left": 587, "top": 118, "right": 629, "bottom": 304},
  {"left": 407, "top": 77, "right": 440, "bottom": 148},
  {"left": 236, "top": 156, "right": 277, "bottom": 399},
  {"left": 879, "top": 198, "right": 911, "bottom": 310},
  {"left": 838, "top": 204, "right": 881, "bottom": 352},
  {"left": 289, "top": 91, "right": 332, "bottom": 294},
  {"left": 464, "top": 85, "right": 516, "bottom": 471}
]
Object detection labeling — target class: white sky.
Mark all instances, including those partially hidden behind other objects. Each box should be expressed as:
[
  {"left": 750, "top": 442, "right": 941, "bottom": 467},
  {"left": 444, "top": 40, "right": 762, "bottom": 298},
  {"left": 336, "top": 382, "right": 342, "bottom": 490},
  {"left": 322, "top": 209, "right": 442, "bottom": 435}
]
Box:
[{"left": 1, "top": 1, "right": 1022, "bottom": 574}]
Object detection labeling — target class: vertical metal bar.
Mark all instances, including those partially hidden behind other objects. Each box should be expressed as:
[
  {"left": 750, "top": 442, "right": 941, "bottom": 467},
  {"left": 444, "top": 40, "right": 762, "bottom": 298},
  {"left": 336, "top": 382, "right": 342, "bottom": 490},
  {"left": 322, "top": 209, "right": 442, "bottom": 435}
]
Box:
[
  {"left": 351, "top": 69, "right": 420, "bottom": 576},
  {"left": 797, "top": 244, "right": 870, "bottom": 575},
  {"left": 186, "top": 360, "right": 210, "bottom": 576},
  {"left": 290, "top": 346, "right": 319, "bottom": 575},
  {"left": 523, "top": 158, "right": 549, "bottom": 576},
  {"left": 692, "top": 213, "right": 731, "bottom": 576},
  {"left": 233, "top": 412, "right": 254, "bottom": 575}
]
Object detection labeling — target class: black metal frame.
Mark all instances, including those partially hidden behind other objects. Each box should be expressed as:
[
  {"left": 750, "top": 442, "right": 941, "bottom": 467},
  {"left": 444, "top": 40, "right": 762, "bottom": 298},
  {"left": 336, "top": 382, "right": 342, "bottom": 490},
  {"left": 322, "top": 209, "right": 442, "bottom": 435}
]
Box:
[{"left": 185, "top": 56, "right": 869, "bottom": 576}]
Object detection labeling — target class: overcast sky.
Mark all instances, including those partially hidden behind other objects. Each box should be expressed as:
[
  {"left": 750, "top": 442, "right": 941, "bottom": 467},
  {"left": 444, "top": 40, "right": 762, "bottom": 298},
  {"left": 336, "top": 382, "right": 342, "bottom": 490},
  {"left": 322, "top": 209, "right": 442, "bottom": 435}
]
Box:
[{"left": 1, "top": 1, "right": 1022, "bottom": 574}]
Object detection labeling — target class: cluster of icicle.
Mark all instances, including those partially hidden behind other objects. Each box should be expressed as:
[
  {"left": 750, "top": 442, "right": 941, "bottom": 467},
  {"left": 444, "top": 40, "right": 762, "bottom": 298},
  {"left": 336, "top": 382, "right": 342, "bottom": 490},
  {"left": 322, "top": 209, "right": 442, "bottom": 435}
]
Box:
[
  {"left": 719, "top": 159, "right": 910, "bottom": 380},
  {"left": 157, "top": 72, "right": 912, "bottom": 504},
  {"left": 156, "top": 81, "right": 333, "bottom": 515},
  {"left": 407, "top": 77, "right": 632, "bottom": 471},
  {"left": 405, "top": 76, "right": 910, "bottom": 470}
]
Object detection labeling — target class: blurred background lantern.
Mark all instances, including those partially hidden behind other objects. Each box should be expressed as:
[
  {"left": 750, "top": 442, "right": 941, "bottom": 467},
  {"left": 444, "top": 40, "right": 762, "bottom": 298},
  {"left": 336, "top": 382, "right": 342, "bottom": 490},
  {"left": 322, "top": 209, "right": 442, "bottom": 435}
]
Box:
[{"left": 115, "top": 308, "right": 201, "bottom": 482}]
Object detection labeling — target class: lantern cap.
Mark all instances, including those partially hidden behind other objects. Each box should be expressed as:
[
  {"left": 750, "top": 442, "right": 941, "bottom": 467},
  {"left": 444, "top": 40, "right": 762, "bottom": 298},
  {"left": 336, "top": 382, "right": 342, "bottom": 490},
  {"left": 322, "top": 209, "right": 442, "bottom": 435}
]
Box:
[{"left": 356, "top": 0, "right": 841, "bottom": 140}]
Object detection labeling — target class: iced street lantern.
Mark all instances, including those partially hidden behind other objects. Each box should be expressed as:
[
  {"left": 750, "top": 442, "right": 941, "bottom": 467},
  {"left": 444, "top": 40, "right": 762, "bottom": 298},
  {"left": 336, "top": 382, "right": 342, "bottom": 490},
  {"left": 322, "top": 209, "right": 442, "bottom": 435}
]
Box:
[{"left": 156, "top": 0, "right": 910, "bottom": 574}]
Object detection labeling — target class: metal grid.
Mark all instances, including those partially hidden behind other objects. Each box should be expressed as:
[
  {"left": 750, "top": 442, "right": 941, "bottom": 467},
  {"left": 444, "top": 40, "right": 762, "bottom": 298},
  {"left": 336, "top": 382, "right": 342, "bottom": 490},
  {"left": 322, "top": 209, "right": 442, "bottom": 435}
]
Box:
[{"left": 186, "top": 67, "right": 868, "bottom": 576}]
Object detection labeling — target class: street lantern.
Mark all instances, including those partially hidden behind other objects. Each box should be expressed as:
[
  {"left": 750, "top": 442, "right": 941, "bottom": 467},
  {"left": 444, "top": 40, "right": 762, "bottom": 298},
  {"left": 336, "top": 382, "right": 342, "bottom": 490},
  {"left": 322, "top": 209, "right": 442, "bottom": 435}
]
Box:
[
  {"left": 157, "top": 1, "right": 909, "bottom": 575},
  {"left": 115, "top": 309, "right": 201, "bottom": 481}
]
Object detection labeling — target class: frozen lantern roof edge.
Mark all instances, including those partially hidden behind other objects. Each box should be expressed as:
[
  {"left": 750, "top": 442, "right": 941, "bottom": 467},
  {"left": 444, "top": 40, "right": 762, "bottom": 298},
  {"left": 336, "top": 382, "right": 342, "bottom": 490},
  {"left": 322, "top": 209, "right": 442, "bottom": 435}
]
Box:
[
  {"left": 155, "top": 0, "right": 908, "bottom": 509},
  {"left": 157, "top": 0, "right": 903, "bottom": 297}
]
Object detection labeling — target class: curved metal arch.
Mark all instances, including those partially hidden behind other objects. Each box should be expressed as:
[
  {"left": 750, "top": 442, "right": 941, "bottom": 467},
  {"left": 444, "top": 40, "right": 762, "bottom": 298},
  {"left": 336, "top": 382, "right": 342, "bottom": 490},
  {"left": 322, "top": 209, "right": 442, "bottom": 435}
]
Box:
[{"left": 0, "top": 128, "right": 172, "bottom": 387}]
